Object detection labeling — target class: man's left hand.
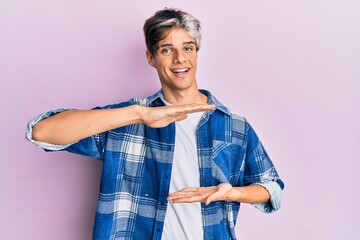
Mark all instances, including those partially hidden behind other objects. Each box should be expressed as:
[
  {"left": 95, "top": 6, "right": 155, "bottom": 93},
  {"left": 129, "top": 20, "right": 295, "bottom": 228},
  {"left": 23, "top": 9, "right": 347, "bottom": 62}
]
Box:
[{"left": 167, "top": 183, "right": 234, "bottom": 205}]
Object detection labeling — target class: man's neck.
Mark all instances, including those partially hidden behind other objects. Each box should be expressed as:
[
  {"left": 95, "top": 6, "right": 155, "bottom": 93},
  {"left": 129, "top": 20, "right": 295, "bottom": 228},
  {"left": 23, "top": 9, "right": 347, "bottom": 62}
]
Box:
[{"left": 162, "top": 87, "right": 207, "bottom": 105}]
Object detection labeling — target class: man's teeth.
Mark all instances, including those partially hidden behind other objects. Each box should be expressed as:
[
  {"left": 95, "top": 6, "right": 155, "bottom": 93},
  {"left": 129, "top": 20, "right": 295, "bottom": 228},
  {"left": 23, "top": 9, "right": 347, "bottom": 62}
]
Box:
[{"left": 172, "top": 68, "right": 189, "bottom": 73}]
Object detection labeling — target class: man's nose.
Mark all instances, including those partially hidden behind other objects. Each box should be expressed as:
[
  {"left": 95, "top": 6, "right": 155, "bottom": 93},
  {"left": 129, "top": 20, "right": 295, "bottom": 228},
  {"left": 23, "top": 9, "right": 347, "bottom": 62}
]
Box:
[{"left": 173, "top": 51, "right": 187, "bottom": 64}]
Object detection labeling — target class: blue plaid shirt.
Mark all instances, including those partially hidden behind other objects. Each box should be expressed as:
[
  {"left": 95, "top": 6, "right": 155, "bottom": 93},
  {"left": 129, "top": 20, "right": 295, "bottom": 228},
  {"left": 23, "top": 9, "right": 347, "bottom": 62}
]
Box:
[{"left": 26, "top": 89, "right": 284, "bottom": 240}]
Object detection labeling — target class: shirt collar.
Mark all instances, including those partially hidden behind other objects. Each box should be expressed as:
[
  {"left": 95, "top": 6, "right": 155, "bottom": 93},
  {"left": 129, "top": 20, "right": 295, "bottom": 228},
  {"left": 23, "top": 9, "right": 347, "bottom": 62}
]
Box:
[{"left": 146, "top": 89, "right": 231, "bottom": 116}]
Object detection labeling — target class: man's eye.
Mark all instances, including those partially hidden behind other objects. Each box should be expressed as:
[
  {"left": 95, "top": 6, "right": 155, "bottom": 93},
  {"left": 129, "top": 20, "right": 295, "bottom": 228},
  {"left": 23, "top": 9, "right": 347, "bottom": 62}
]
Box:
[
  {"left": 185, "top": 47, "right": 194, "bottom": 51},
  {"left": 161, "top": 48, "right": 172, "bottom": 54}
]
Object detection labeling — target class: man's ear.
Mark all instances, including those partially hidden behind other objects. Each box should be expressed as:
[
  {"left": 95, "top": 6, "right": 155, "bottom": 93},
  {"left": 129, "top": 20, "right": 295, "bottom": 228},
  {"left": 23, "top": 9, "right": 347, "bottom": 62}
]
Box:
[{"left": 146, "top": 51, "right": 156, "bottom": 68}]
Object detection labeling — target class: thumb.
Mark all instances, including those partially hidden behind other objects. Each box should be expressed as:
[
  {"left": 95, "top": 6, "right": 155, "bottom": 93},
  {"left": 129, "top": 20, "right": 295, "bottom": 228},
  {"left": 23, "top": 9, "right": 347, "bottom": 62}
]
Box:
[
  {"left": 205, "top": 191, "right": 219, "bottom": 205},
  {"left": 205, "top": 196, "right": 213, "bottom": 205}
]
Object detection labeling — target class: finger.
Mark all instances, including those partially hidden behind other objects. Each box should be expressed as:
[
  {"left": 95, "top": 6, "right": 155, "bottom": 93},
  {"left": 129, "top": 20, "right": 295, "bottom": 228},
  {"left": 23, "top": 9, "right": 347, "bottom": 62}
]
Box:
[
  {"left": 171, "top": 195, "right": 204, "bottom": 203},
  {"left": 204, "top": 190, "right": 222, "bottom": 205},
  {"left": 167, "top": 192, "right": 195, "bottom": 201},
  {"left": 172, "top": 104, "right": 215, "bottom": 115},
  {"left": 178, "top": 187, "right": 199, "bottom": 192},
  {"left": 183, "top": 104, "right": 216, "bottom": 114},
  {"left": 168, "top": 187, "right": 208, "bottom": 199},
  {"left": 205, "top": 184, "right": 233, "bottom": 205},
  {"left": 167, "top": 190, "right": 208, "bottom": 201},
  {"left": 205, "top": 194, "right": 217, "bottom": 205},
  {"left": 205, "top": 197, "right": 212, "bottom": 205}
]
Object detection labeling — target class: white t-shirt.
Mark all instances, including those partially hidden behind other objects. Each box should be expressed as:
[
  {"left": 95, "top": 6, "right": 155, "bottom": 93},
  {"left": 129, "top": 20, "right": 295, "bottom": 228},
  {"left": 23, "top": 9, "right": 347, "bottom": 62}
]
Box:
[{"left": 162, "top": 111, "right": 204, "bottom": 240}]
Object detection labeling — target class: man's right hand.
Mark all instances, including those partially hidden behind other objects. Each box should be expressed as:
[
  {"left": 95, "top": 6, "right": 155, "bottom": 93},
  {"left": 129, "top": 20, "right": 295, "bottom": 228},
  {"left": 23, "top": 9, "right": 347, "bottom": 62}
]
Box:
[{"left": 138, "top": 103, "right": 215, "bottom": 128}]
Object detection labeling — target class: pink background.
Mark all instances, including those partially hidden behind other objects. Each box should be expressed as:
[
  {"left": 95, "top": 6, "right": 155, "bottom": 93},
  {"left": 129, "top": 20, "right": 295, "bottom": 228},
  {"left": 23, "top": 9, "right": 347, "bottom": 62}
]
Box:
[{"left": 1, "top": 0, "right": 359, "bottom": 239}]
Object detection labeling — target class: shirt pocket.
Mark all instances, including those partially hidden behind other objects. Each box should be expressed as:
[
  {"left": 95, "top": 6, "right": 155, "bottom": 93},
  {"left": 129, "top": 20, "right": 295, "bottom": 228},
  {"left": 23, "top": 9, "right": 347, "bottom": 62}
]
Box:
[{"left": 211, "top": 140, "right": 246, "bottom": 186}]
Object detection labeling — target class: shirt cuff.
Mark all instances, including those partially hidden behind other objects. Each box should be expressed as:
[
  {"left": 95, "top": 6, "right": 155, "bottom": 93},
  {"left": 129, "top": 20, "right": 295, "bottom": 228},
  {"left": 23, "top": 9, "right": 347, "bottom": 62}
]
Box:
[
  {"left": 25, "top": 108, "right": 77, "bottom": 151},
  {"left": 251, "top": 181, "right": 283, "bottom": 213}
]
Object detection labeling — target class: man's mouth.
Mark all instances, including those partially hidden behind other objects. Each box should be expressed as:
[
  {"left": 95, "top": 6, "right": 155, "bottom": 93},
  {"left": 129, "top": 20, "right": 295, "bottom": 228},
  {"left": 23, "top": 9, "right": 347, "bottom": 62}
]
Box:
[{"left": 171, "top": 68, "right": 190, "bottom": 74}]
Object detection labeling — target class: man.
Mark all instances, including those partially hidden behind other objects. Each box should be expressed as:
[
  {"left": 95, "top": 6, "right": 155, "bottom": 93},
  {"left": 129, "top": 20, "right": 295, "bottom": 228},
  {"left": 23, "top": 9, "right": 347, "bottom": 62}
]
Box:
[{"left": 26, "top": 8, "right": 284, "bottom": 240}]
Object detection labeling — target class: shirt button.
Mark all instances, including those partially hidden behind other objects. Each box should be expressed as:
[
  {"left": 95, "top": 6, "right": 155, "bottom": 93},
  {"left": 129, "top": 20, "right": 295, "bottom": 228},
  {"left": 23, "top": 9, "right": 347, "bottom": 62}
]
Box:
[{"left": 156, "top": 228, "right": 161, "bottom": 232}]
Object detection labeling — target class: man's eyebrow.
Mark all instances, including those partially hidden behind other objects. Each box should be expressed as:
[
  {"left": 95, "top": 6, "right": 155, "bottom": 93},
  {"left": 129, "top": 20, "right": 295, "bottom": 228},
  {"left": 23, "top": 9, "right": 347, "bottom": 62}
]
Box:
[
  {"left": 159, "top": 43, "right": 173, "bottom": 48},
  {"left": 159, "top": 41, "right": 196, "bottom": 48},
  {"left": 183, "top": 41, "right": 196, "bottom": 45}
]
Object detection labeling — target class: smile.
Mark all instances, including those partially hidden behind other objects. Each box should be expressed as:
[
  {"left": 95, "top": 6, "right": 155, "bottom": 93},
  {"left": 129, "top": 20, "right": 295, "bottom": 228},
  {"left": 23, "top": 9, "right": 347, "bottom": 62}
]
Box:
[{"left": 171, "top": 68, "right": 189, "bottom": 73}]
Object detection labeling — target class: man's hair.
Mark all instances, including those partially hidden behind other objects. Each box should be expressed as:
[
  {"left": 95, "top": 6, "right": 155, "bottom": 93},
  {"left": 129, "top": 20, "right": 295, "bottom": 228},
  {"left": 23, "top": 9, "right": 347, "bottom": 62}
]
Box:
[{"left": 143, "top": 8, "right": 202, "bottom": 56}]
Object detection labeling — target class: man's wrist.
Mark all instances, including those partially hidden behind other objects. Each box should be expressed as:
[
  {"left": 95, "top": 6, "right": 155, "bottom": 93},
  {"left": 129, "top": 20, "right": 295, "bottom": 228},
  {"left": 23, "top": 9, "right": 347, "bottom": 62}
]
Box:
[
  {"left": 131, "top": 105, "right": 145, "bottom": 124},
  {"left": 227, "top": 187, "right": 242, "bottom": 202}
]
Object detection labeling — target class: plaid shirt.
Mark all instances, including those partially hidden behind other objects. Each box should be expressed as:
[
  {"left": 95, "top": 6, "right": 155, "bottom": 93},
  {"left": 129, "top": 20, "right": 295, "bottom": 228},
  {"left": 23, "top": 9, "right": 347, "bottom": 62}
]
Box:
[{"left": 26, "top": 89, "right": 284, "bottom": 240}]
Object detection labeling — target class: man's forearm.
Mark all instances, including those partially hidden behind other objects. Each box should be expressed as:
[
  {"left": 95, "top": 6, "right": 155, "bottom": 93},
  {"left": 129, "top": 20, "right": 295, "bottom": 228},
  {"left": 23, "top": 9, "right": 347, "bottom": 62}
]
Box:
[
  {"left": 32, "top": 105, "right": 142, "bottom": 145},
  {"left": 228, "top": 185, "right": 270, "bottom": 204},
  {"left": 31, "top": 103, "right": 215, "bottom": 145}
]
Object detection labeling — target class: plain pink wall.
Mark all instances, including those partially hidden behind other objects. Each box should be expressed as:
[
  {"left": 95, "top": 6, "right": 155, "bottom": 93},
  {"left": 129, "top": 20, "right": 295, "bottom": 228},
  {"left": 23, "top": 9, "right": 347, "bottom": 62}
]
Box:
[{"left": 1, "top": 0, "right": 359, "bottom": 239}]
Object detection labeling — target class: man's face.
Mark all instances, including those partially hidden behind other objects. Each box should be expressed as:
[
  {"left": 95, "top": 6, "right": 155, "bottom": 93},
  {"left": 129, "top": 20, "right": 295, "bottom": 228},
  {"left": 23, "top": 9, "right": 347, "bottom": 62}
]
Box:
[{"left": 147, "top": 28, "right": 198, "bottom": 94}]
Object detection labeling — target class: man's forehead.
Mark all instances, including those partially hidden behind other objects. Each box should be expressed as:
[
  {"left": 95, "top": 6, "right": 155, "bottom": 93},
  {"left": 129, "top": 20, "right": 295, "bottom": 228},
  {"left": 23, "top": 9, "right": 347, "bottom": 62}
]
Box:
[{"left": 157, "top": 29, "right": 196, "bottom": 46}]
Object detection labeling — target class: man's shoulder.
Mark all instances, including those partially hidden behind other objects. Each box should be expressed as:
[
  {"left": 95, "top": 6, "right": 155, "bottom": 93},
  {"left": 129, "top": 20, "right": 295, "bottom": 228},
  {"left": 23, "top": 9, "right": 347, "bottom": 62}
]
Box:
[
  {"left": 93, "top": 94, "right": 158, "bottom": 110},
  {"left": 129, "top": 97, "right": 148, "bottom": 106},
  {"left": 132, "top": 90, "right": 164, "bottom": 107},
  {"left": 228, "top": 111, "right": 248, "bottom": 134},
  {"left": 229, "top": 112, "right": 247, "bottom": 123}
]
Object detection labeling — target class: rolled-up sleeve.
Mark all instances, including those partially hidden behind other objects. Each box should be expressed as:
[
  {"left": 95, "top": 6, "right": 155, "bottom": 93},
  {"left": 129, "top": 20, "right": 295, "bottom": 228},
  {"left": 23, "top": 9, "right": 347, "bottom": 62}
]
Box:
[
  {"left": 251, "top": 180, "right": 283, "bottom": 213},
  {"left": 243, "top": 121, "right": 285, "bottom": 213},
  {"left": 25, "top": 108, "right": 76, "bottom": 151}
]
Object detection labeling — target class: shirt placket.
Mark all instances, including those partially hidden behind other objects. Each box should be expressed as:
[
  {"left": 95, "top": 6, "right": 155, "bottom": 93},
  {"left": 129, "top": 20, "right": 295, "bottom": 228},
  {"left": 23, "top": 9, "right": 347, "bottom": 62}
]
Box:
[
  {"left": 196, "top": 112, "right": 217, "bottom": 240},
  {"left": 152, "top": 123, "right": 176, "bottom": 240}
]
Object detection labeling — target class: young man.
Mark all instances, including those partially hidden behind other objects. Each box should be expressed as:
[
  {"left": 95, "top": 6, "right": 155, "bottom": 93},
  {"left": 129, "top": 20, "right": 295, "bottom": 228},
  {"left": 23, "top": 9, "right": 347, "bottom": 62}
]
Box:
[{"left": 26, "top": 9, "right": 284, "bottom": 240}]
